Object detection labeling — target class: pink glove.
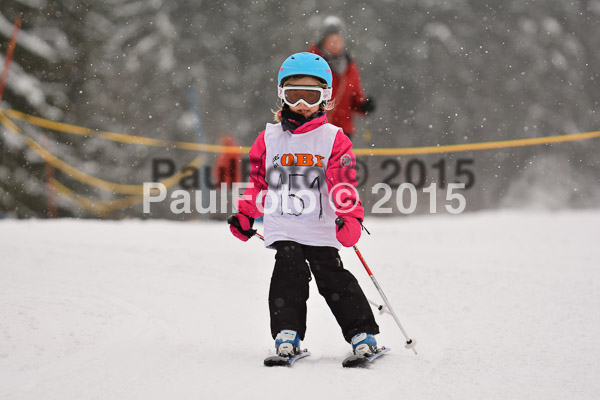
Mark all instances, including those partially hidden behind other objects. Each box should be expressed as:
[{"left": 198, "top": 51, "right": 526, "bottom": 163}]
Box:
[
  {"left": 335, "top": 217, "right": 361, "bottom": 247},
  {"left": 228, "top": 213, "right": 256, "bottom": 242}
]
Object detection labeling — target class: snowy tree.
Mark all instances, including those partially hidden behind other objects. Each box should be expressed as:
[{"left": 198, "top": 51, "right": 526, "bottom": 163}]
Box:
[
  {"left": 1, "top": 1, "right": 79, "bottom": 217},
  {"left": 1, "top": 0, "right": 599, "bottom": 218}
]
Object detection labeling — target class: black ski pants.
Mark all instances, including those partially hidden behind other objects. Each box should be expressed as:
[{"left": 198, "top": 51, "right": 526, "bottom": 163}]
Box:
[{"left": 269, "top": 241, "right": 379, "bottom": 343}]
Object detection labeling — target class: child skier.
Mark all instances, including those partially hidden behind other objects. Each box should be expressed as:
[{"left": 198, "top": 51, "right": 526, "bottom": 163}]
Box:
[{"left": 228, "top": 52, "right": 380, "bottom": 360}]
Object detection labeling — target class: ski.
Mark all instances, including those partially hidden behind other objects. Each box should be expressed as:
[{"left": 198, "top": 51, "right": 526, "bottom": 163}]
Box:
[
  {"left": 342, "top": 347, "right": 391, "bottom": 368},
  {"left": 264, "top": 349, "right": 311, "bottom": 367}
]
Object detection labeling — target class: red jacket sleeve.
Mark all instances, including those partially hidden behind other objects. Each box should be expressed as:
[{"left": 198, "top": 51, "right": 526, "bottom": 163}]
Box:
[
  {"left": 347, "top": 62, "right": 367, "bottom": 112},
  {"left": 325, "top": 130, "right": 364, "bottom": 221},
  {"left": 237, "top": 130, "right": 266, "bottom": 219}
]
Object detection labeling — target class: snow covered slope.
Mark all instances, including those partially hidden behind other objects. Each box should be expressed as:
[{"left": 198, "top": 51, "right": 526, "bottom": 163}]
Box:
[{"left": 1, "top": 211, "right": 599, "bottom": 399}]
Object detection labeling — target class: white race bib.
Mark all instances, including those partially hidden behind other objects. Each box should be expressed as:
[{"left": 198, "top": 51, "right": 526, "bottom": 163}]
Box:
[{"left": 262, "top": 122, "right": 340, "bottom": 249}]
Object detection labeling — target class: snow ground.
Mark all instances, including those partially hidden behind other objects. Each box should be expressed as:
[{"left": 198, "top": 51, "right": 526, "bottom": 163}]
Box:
[{"left": 1, "top": 210, "right": 599, "bottom": 399}]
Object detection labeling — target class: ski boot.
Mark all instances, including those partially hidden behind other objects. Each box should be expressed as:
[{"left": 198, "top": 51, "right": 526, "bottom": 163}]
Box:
[
  {"left": 351, "top": 333, "right": 377, "bottom": 356},
  {"left": 275, "top": 329, "right": 301, "bottom": 357}
]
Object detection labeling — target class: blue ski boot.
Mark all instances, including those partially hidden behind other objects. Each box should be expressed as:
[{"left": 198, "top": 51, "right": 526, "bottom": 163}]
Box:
[
  {"left": 275, "top": 329, "right": 301, "bottom": 357},
  {"left": 351, "top": 333, "right": 377, "bottom": 356}
]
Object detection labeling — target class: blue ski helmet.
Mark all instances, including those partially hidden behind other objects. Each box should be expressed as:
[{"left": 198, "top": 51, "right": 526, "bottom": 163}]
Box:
[{"left": 278, "top": 52, "right": 333, "bottom": 88}]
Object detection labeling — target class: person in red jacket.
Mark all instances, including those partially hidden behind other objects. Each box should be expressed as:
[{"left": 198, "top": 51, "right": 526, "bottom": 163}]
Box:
[{"left": 307, "top": 16, "right": 376, "bottom": 139}]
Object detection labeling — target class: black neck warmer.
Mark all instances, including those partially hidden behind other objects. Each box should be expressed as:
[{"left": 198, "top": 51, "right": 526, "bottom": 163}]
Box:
[{"left": 280, "top": 108, "right": 325, "bottom": 132}]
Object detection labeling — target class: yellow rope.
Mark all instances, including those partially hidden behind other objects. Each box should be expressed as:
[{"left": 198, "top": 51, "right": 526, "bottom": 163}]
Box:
[
  {"left": 2, "top": 107, "right": 599, "bottom": 156},
  {"left": 3, "top": 107, "right": 599, "bottom": 216},
  {"left": 50, "top": 178, "right": 146, "bottom": 216},
  {"left": 1, "top": 108, "right": 250, "bottom": 153},
  {"left": 352, "top": 131, "right": 600, "bottom": 156},
  {"left": 0, "top": 110, "right": 205, "bottom": 195}
]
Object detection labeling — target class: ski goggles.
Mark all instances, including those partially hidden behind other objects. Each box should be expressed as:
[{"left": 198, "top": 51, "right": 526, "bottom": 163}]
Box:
[{"left": 278, "top": 86, "right": 332, "bottom": 107}]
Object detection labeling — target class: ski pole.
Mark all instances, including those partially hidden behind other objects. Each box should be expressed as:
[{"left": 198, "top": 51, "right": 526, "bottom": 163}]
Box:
[
  {"left": 336, "top": 217, "right": 417, "bottom": 355},
  {"left": 368, "top": 299, "right": 389, "bottom": 315}
]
